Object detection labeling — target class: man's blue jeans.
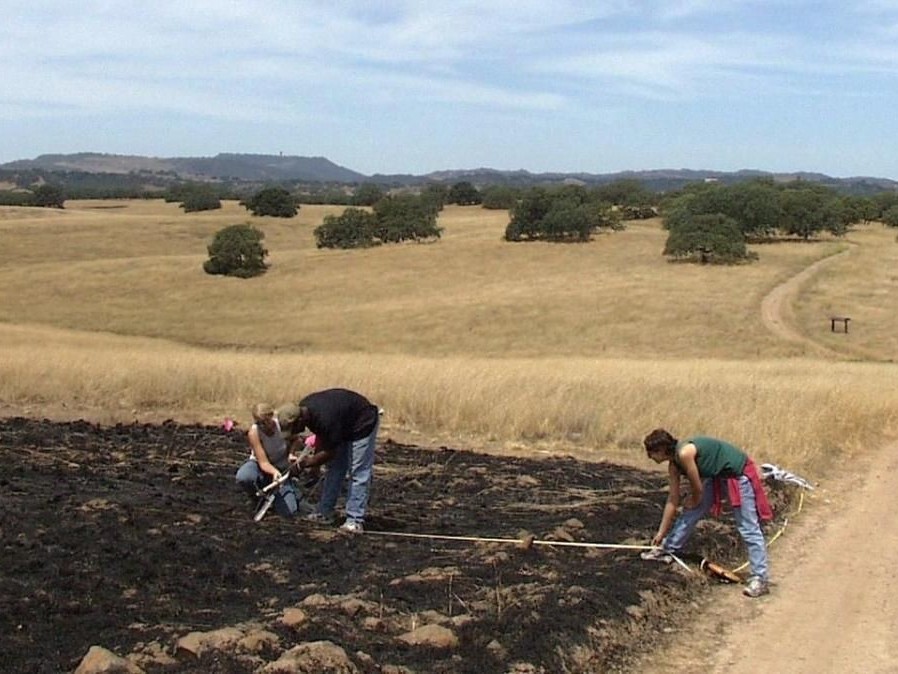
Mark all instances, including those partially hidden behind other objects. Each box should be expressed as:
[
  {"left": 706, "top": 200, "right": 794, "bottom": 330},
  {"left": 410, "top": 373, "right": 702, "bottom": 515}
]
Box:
[
  {"left": 663, "top": 476, "right": 769, "bottom": 581},
  {"left": 235, "top": 459, "right": 299, "bottom": 518},
  {"left": 317, "top": 419, "right": 379, "bottom": 525}
]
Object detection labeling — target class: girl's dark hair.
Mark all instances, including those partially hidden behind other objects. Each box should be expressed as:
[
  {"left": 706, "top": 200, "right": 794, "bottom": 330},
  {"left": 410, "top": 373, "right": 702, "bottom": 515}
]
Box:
[{"left": 643, "top": 428, "right": 677, "bottom": 456}]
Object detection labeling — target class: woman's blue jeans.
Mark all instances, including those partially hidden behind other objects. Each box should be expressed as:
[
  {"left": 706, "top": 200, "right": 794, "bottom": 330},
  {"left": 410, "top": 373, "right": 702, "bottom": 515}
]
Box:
[
  {"left": 235, "top": 459, "right": 299, "bottom": 518},
  {"left": 317, "top": 419, "right": 379, "bottom": 525},
  {"left": 663, "top": 476, "right": 769, "bottom": 581}
]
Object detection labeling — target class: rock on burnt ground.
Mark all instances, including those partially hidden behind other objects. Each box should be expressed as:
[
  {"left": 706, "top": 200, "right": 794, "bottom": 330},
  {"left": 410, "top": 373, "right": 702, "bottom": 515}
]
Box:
[{"left": 0, "top": 418, "right": 792, "bottom": 674}]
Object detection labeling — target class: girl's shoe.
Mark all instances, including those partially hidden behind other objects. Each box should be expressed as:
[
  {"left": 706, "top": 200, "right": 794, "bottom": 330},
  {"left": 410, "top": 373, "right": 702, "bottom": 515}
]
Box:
[{"left": 743, "top": 576, "right": 770, "bottom": 597}]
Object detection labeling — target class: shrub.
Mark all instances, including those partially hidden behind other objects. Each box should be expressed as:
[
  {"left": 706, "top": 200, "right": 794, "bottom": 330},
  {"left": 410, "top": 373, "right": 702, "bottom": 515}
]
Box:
[
  {"left": 31, "top": 184, "right": 66, "bottom": 208},
  {"left": 241, "top": 187, "right": 298, "bottom": 217},
  {"left": 203, "top": 224, "right": 269, "bottom": 278},
  {"left": 881, "top": 205, "right": 898, "bottom": 228},
  {"left": 505, "top": 186, "right": 620, "bottom": 242},
  {"left": 180, "top": 190, "right": 222, "bottom": 213},
  {"left": 447, "top": 181, "right": 482, "bottom": 206},
  {"left": 419, "top": 184, "right": 448, "bottom": 212},
  {"left": 351, "top": 183, "right": 385, "bottom": 207},
  {"left": 314, "top": 208, "right": 378, "bottom": 249},
  {"left": 0, "top": 190, "right": 34, "bottom": 206},
  {"left": 481, "top": 185, "right": 520, "bottom": 210},
  {"left": 663, "top": 212, "right": 755, "bottom": 264},
  {"left": 372, "top": 195, "right": 442, "bottom": 243},
  {"left": 620, "top": 205, "right": 658, "bottom": 220}
]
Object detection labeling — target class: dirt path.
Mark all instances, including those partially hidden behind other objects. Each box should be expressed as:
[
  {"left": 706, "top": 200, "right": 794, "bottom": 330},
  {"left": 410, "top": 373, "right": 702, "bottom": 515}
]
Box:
[
  {"left": 637, "top": 439, "right": 898, "bottom": 673},
  {"left": 759, "top": 246, "right": 851, "bottom": 358}
]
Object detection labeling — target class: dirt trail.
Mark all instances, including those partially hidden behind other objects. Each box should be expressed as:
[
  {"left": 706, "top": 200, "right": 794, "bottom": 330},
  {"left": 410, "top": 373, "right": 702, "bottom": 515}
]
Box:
[{"left": 759, "top": 247, "right": 851, "bottom": 358}]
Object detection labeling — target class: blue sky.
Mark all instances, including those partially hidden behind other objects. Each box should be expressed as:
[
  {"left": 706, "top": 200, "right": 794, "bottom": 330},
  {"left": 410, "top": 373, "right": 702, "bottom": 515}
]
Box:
[{"left": 3, "top": 1, "right": 898, "bottom": 178}]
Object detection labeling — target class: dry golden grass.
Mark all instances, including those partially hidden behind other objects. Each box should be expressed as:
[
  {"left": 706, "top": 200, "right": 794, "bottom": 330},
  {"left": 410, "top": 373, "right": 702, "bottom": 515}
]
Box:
[
  {"left": 0, "top": 201, "right": 844, "bottom": 358},
  {"left": 1, "top": 200, "right": 897, "bottom": 474}
]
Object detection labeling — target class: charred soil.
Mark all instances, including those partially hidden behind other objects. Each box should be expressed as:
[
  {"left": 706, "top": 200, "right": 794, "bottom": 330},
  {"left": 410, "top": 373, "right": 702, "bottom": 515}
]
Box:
[{"left": 0, "top": 418, "right": 792, "bottom": 673}]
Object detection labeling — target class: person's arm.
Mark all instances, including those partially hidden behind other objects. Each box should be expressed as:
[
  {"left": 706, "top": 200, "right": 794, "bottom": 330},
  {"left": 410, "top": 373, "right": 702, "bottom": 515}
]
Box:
[
  {"left": 285, "top": 434, "right": 304, "bottom": 463},
  {"left": 652, "top": 461, "right": 681, "bottom": 546},
  {"left": 299, "top": 437, "right": 335, "bottom": 468},
  {"left": 677, "top": 443, "right": 704, "bottom": 509},
  {"left": 298, "top": 416, "right": 337, "bottom": 468},
  {"left": 248, "top": 425, "right": 281, "bottom": 479}
]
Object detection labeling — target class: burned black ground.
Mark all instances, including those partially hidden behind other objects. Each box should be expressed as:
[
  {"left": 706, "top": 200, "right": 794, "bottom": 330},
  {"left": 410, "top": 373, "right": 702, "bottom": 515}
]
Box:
[{"left": 0, "top": 418, "right": 790, "bottom": 673}]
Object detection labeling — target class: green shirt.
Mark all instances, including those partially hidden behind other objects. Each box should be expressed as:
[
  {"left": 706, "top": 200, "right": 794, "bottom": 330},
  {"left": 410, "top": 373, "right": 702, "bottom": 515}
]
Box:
[{"left": 675, "top": 436, "right": 747, "bottom": 478}]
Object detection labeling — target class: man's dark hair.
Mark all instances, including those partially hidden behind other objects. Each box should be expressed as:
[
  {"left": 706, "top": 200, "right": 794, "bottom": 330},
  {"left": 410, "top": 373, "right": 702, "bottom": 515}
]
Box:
[{"left": 644, "top": 428, "right": 678, "bottom": 456}]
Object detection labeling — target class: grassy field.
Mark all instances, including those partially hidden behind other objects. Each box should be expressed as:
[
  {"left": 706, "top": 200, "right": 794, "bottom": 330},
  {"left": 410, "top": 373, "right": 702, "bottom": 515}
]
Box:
[{"left": 1, "top": 199, "right": 896, "bottom": 473}]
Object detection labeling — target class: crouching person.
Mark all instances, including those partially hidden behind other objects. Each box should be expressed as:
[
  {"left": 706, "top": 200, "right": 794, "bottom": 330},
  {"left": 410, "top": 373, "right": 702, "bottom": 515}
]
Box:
[
  {"left": 642, "top": 428, "right": 773, "bottom": 598},
  {"left": 278, "top": 388, "right": 380, "bottom": 534},
  {"left": 235, "top": 403, "right": 301, "bottom": 518}
]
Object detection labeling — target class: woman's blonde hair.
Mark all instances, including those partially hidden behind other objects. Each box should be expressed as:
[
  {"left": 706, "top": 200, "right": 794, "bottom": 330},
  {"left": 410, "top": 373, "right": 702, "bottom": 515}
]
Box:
[{"left": 252, "top": 402, "right": 275, "bottom": 423}]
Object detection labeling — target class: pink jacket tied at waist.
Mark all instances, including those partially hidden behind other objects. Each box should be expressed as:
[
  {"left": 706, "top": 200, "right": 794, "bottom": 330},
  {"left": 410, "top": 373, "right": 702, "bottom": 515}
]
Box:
[{"left": 710, "top": 458, "right": 774, "bottom": 522}]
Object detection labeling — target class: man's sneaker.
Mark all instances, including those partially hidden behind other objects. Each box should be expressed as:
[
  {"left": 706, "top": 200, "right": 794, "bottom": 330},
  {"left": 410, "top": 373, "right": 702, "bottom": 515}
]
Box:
[
  {"left": 304, "top": 511, "right": 336, "bottom": 525},
  {"left": 339, "top": 520, "right": 364, "bottom": 534},
  {"left": 743, "top": 576, "right": 769, "bottom": 598},
  {"left": 640, "top": 548, "right": 673, "bottom": 564}
]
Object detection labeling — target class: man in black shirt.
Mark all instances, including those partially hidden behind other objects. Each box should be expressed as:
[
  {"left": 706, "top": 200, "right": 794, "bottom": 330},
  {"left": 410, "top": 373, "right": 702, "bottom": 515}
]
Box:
[{"left": 278, "top": 388, "right": 379, "bottom": 533}]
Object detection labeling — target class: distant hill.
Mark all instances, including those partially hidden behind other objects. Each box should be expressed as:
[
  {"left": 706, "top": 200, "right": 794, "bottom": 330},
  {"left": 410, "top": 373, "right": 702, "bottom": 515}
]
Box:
[
  {"left": 379, "top": 167, "right": 898, "bottom": 195},
  {"left": 2, "top": 152, "right": 897, "bottom": 195},
  {"left": 1, "top": 153, "right": 367, "bottom": 184}
]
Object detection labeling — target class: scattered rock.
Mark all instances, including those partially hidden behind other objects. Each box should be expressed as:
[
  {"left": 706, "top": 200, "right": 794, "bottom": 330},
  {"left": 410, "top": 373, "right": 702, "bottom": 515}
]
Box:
[
  {"left": 548, "top": 527, "right": 576, "bottom": 542},
  {"left": 396, "top": 624, "right": 459, "bottom": 649},
  {"left": 382, "top": 665, "right": 416, "bottom": 674},
  {"left": 176, "top": 626, "right": 244, "bottom": 657},
  {"left": 506, "top": 662, "right": 547, "bottom": 673},
  {"left": 362, "top": 616, "right": 386, "bottom": 632},
  {"left": 259, "top": 640, "right": 359, "bottom": 673},
  {"left": 418, "top": 609, "right": 449, "bottom": 625},
  {"left": 73, "top": 645, "right": 144, "bottom": 674},
  {"left": 128, "top": 641, "right": 176, "bottom": 668},
  {"left": 450, "top": 614, "right": 475, "bottom": 628},
  {"left": 79, "top": 499, "right": 115, "bottom": 512},
  {"left": 340, "top": 597, "right": 376, "bottom": 617},
  {"left": 237, "top": 628, "right": 279, "bottom": 653},
  {"left": 487, "top": 639, "right": 508, "bottom": 660},
  {"left": 392, "top": 566, "right": 459, "bottom": 585},
  {"left": 625, "top": 604, "right": 646, "bottom": 619},
  {"left": 484, "top": 550, "right": 511, "bottom": 564},
  {"left": 354, "top": 650, "right": 375, "bottom": 668},
  {"left": 280, "top": 607, "right": 309, "bottom": 629},
  {"left": 300, "top": 593, "right": 332, "bottom": 607}
]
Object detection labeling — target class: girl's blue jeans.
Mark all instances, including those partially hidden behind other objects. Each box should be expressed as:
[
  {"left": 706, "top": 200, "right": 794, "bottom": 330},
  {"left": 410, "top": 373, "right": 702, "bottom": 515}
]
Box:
[
  {"left": 663, "top": 476, "right": 769, "bottom": 581},
  {"left": 235, "top": 459, "right": 299, "bottom": 518}
]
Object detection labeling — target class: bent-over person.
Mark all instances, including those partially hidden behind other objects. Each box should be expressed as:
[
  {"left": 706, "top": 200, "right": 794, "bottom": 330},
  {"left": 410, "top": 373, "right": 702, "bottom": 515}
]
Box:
[
  {"left": 642, "top": 428, "right": 773, "bottom": 598},
  {"left": 278, "top": 388, "right": 380, "bottom": 534}
]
